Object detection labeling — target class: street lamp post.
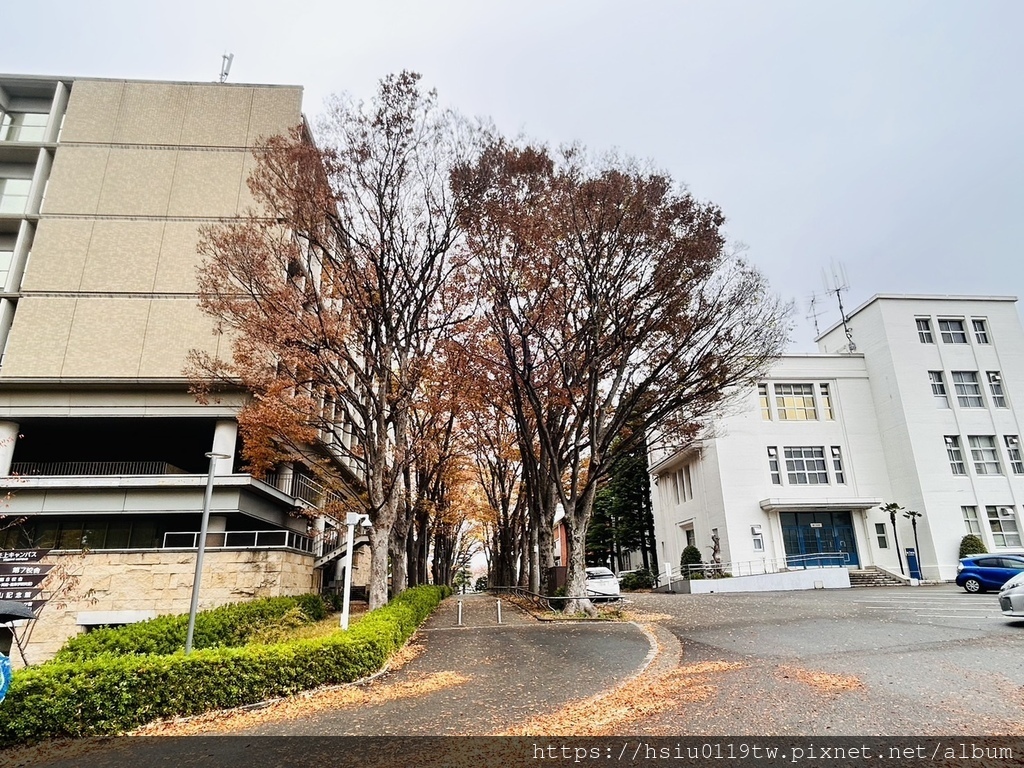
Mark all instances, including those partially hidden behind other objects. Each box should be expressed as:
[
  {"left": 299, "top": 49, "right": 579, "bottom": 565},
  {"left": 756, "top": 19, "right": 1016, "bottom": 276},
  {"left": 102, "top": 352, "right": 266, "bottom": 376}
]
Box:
[
  {"left": 341, "top": 513, "right": 371, "bottom": 630},
  {"left": 185, "top": 451, "right": 231, "bottom": 655}
]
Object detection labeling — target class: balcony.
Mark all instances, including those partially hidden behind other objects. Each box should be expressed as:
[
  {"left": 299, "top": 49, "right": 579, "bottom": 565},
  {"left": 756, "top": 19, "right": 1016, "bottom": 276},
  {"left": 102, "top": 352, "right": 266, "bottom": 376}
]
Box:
[{"left": 12, "top": 461, "right": 187, "bottom": 476}]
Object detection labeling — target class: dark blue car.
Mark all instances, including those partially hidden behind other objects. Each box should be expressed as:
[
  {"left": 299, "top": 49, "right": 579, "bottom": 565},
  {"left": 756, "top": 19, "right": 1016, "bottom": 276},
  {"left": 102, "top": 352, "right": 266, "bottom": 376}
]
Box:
[{"left": 956, "top": 554, "right": 1024, "bottom": 593}]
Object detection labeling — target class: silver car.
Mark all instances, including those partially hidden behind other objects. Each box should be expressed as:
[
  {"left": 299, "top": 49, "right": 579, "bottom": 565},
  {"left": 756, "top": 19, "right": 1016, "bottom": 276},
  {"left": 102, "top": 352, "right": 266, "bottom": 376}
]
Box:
[
  {"left": 585, "top": 567, "right": 621, "bottom": 601},
  {"left": 998, "top": 572, "right": 1024, "bottom": 618}
]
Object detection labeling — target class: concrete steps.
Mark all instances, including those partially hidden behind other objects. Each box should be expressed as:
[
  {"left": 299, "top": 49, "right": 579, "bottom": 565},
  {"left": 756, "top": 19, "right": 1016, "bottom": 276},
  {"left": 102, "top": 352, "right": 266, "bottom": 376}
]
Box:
[{"left": 848, "top": 567, "right": 906, "bottom": 587}]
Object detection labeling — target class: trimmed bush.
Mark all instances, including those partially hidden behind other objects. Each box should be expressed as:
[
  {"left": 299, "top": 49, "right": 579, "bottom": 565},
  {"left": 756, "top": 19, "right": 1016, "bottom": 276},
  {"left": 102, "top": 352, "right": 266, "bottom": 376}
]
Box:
[
  {"left": 959, "top": 534, "right": 987, "bottom": 558},
  {"left": 680, "top": 545, "right": 703, "bottom": 578},
  {"left": 0, "top": 586, "right": 446, "bottom": 747},
  {"left": 618, "top": 569, "right": 655, "bottom": 591},
  {"left": 55, "top": 594, "right": 330, "bottom": 661}
]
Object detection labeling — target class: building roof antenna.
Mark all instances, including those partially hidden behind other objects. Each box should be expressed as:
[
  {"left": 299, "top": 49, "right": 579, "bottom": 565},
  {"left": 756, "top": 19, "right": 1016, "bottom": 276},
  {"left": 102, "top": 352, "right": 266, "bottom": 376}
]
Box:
[
  {"left": 823, "top": 262, "right": 856, "bottom": 352},
  {"left": 219, "top": 53, "right": 234, "bottom": 84},
  {"left": 806, "top": 292, "right": 824, "bottom": 339}
]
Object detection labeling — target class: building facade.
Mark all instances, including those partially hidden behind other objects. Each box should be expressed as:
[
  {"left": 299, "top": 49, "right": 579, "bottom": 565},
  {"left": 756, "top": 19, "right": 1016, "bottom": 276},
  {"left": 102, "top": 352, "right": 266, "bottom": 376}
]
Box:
[
  {"left": 0, "top": 75, "right": 364, "bottom": 662},
  {"left": 650, "top": 295, "right": 1024, "bottom": 585}
]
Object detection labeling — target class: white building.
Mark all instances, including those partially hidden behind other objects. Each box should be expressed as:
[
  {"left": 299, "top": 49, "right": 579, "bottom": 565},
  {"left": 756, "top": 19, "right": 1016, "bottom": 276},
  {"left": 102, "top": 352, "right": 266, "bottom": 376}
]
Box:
[{"left": 650, "top": 294, "right": 1024, "bottom": 584}]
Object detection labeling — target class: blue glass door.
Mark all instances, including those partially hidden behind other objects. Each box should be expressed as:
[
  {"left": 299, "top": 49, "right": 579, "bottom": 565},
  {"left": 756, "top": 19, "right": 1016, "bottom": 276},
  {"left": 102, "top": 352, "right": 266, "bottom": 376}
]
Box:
[{"left": 780, "top": 511, "right": 860, "bottom": 567}]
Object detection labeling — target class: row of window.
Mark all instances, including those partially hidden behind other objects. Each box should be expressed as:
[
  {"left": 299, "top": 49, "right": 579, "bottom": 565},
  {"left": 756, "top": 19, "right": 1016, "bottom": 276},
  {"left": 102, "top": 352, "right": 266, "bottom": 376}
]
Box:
[
  {"left": 929, "top": 370, "right": 1007, "bottom": 409},
  {"left": 962, "top": 505, "right": 1022, "bottom": 547},
  {"left": 917, "top": 317, "right": 990, "bottom": 345},
  {"left": 758, "top": 383, "right": 834, "bottom": 421},
  {"left": 0, "top": 112, "right": 49, "bottom": 143},
  {"left": 767, "top": 446, "right": 845, "bottom": 486},
  {"left": 944, "top": 434, "right": 1024, "bottom": 476}
]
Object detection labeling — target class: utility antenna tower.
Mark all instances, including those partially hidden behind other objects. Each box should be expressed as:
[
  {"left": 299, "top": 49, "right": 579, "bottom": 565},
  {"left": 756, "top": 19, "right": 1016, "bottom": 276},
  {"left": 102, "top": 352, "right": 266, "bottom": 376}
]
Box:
[
  {"left": 806, "top": 293, "right": 825, "bottom": 339},
  {"left": 219, "top": 53, "right": 234, "bottom": 83},
  {"left": 823, "top": 262, "right": 856, "bottom": 352}
]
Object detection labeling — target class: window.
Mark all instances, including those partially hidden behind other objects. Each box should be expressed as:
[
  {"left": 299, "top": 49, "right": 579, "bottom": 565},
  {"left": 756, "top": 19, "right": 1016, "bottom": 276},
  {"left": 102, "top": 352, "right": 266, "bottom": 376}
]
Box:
[
  {"left": 758, "top": 383, "right": 771, "bottom": 420},
  {"left": 969, "top": 435, "right": 1002, "bottom": 475},
  {"left": 0, "top": 178, "right": 31, "bottom": 214},
  {"left": 0, "top": 250, "right": 13, "bottom": 289},
  {"left": 972, "top": 319, "right": 990, "bottom": 344},
  {"left": 0, "top": 112, "right": 48, "bottom": 142},
  {"left": 767, "top": 447, "right": 781, "bottom": 485},
  {"left": 819, "top": 384, "right": 834, "bottom": 419},
  {"left": 986, "top": 506, "right": 1022, "bottom": 547},
  {"left": 928, "top": 371, "right": 949, "bottom": 408},
  {"left": 831, "top": 446, "right": 846, "bottom": 484},
  {"left": 672, "top": 472, "right": 681, "bottom": 504},
  {"left": 775, "top": 383, "right": 817, "bottom": 420},
  {"left": 945, "top": 436, "right": 966, "bottom": 475},
  {"left": 1005, "top": 436, "right": 1024, "bottom": 474},
  {"left": 784, "top": 446, "right": 829, "bottom": 485},
  {"left": 939, "top": 319, "right": 968, "bottom": 344},
  {"left": 952, "top": 371, "right": 983, "bottom": 408},
  {"left": 875, "top": 522, "right": 889, "bottom": 548},
  {"left": 987, "top": 371, "right": 1007, "bottom": 408},
  {"left": 962, "top": 506, "right": 981, "bottom": 535},
  {"left": 916, "top": 318, "right": 934, "bottom": 344},
  {"left": 678, "top": 465, "right": 693, "bottom": 502}
]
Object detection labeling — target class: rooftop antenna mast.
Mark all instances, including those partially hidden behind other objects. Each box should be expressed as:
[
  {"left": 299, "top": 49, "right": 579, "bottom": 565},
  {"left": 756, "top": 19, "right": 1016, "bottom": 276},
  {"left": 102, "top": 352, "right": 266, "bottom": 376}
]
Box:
[
  {"left": 219, "top": 53, "right": 234, "bottom": 83},
  {"left": 806, "top": 293, "right": 824, "bottom": 339},
  {"left": 823, "top": 262, "right": 856, "bottom": 352}
]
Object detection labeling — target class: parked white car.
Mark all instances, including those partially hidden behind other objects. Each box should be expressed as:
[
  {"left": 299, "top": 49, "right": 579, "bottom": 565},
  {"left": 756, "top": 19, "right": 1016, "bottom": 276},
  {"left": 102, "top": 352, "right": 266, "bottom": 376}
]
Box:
[
  {"left": 585, "top": 567, "right": 621, "bottom": 601},
  {"left": 998, "top": 572, "right": 1024, "bottom": 618}
]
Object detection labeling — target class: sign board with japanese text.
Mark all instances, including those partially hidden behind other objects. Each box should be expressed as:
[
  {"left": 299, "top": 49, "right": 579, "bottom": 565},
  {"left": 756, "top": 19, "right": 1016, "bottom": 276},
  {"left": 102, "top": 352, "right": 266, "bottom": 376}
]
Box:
[{"left": 0, "top": 550, "right": 50, "bottom": 564}]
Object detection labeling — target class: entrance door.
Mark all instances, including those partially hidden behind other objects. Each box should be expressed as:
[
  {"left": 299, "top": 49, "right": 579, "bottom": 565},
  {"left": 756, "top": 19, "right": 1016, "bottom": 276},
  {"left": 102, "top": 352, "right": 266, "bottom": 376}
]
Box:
[{"left": 780, "top": 511, "right": 860, "bottom": 567}]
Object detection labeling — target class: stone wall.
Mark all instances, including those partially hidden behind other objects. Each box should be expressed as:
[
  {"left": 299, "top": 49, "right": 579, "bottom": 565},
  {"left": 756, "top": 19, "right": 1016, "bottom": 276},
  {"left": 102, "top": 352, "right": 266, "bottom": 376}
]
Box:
[{"left": 15, "top": 548, "right": 316, "bottom": 665}]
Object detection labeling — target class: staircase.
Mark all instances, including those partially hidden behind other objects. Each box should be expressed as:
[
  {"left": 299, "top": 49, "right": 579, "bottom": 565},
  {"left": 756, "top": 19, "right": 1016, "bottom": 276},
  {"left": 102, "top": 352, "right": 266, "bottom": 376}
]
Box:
[{"left": 848, "top": 567, "right": 907, "bottom": 587}]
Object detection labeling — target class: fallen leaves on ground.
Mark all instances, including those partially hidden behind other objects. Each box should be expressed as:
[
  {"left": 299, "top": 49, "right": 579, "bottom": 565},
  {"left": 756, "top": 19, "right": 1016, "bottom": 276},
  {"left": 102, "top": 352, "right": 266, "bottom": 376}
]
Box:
[
  {"left": 502, "top": 625, "right": 746, "bottom": 736},
  {"left": 777, "top": 665, "right": 864, "bottom": 693},
  {"left": 130, "top": 670, "right": 471, "bottom": 736}
]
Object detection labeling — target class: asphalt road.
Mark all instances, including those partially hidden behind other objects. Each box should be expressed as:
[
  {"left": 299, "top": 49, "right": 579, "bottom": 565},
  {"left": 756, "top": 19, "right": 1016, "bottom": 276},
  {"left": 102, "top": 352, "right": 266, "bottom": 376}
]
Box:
[{"left": 623, "top": 585, "right": 1024, "bottom": 736}]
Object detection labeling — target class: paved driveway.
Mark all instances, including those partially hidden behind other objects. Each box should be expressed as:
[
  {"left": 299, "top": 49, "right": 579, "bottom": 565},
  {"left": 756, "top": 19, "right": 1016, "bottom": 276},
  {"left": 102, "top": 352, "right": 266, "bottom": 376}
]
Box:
[{"left": 623, "top": 585, "right": 1024, "bottom": 735}]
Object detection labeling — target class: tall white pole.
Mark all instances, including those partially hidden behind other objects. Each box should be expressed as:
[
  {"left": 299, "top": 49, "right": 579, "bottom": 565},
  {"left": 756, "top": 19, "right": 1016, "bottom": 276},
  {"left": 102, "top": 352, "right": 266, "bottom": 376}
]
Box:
[
  {"left": 185, "top": 451, "right": 230, "bottom": 655},
  {"left": 340, "top": 513, "right": 358, "bottom": 630}
]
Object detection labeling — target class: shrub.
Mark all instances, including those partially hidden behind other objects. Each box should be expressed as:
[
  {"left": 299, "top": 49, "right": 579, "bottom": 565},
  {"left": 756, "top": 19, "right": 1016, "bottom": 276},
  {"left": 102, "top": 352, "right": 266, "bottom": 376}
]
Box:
[
  {"left": 55, "top": 594, "right": 330, "bottom": 661},
  {"left": 680, "top": 545, "right": 703, "bottom": 578},
  {"left": 0, "top": 585, "right": 446, "bottom": 747},
  {"left": 959, "top": 534, "right": 987, "bottom": 558},
  {"left": 619, "top": 569, "right": 655, "bottom": 591}
]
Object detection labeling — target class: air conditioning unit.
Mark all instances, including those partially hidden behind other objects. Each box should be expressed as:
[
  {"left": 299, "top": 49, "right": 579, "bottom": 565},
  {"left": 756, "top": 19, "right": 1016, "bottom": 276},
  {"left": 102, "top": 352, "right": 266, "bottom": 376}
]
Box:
[{"left": 998, "top": 507, "right": 1015, "bottom": 518}]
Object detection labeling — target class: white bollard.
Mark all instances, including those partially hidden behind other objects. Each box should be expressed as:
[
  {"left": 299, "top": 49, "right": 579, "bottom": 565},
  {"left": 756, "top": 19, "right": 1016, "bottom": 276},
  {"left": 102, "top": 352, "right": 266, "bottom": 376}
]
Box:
[
  {"left": 457, "top": 599, "right": 463, "bottom": 626},
  {"left": 496, "top": 599, "right": 502, "bottom": 624},
  {"left": 665, "top": 562, "right": 673, "bottom": 593}
]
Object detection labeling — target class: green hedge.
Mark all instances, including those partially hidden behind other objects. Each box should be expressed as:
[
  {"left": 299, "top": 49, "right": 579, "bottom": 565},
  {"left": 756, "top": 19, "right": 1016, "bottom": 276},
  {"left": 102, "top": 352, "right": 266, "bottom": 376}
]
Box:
[
  {"left": 0, "top": 585, "right": 448, "bottom": 747},
  {"left": 55, "top": 594, "right": 329, "bottom": 661}
]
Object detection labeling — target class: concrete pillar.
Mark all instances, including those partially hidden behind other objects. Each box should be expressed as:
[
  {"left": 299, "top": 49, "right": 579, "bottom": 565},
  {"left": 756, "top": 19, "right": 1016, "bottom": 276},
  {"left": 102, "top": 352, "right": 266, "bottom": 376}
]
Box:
[
  {"left": 206, "top": 515, "right": 227, "bottom": 547},
  {"left": 211, "top": 420, "right": 237, "bottom": 475},
  {"left": 0, "top": 420, "right": 19, "bottom": 476},
  {"left": 277, "top": 462, "right": 294, "bottom": 495}
]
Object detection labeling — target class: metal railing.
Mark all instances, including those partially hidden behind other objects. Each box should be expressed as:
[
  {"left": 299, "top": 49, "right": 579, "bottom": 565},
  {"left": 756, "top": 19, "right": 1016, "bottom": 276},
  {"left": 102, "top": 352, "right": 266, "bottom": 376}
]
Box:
[
  {"left": 670, "top": 551, "right": 850, "bottom": 582},
  {"left": 260, "top": 471, "right": 346, "bottom": 508},
  {"left": 11, "top": 461, "right": 188, "bottom": 476},
  {"left": 162, "top": 529, "right": 313, "bottom": 553}
]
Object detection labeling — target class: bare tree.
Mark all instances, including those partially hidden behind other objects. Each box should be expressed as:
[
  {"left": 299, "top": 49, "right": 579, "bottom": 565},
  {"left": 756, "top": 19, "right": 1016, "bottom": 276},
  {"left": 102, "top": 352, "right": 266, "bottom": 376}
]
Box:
[
  {"left": 454, "top": 142, "right": 790, "bottom": 614},
  {"left": 193, "top": 72, "right": 477, "bottom": 609}
]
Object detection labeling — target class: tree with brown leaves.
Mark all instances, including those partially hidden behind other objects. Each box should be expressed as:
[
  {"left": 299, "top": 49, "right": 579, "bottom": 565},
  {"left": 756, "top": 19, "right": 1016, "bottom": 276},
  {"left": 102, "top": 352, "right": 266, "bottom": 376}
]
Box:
[
  {"left": 454, "top": 142, "right": 790, "bottom": 614},
  {"left": 192, "top": 72, "right": 478, "bottom": 609}
]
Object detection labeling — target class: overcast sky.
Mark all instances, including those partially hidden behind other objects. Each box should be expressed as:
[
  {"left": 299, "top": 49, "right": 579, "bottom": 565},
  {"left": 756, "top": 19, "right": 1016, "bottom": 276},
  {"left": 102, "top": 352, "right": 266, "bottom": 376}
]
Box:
[{"left": 4, "top": 1, "right": 1021, "bottom": 350}]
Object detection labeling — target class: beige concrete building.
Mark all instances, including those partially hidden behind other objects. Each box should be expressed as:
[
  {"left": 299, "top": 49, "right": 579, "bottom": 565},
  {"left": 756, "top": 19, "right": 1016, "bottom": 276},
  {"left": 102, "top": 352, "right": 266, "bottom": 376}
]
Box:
[{"left": 0, "top": 75, "right": 365, "bottom": 663}]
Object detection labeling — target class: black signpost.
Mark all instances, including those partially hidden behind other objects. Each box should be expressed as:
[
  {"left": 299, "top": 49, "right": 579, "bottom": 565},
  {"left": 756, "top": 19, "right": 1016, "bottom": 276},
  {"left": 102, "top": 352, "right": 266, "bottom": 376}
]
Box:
[
  {"left": 0, "top": 550, "right": 50, "bottom": 666},
  {"left": 0, "top": 549, "right": 50, "bottom": 564}
]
